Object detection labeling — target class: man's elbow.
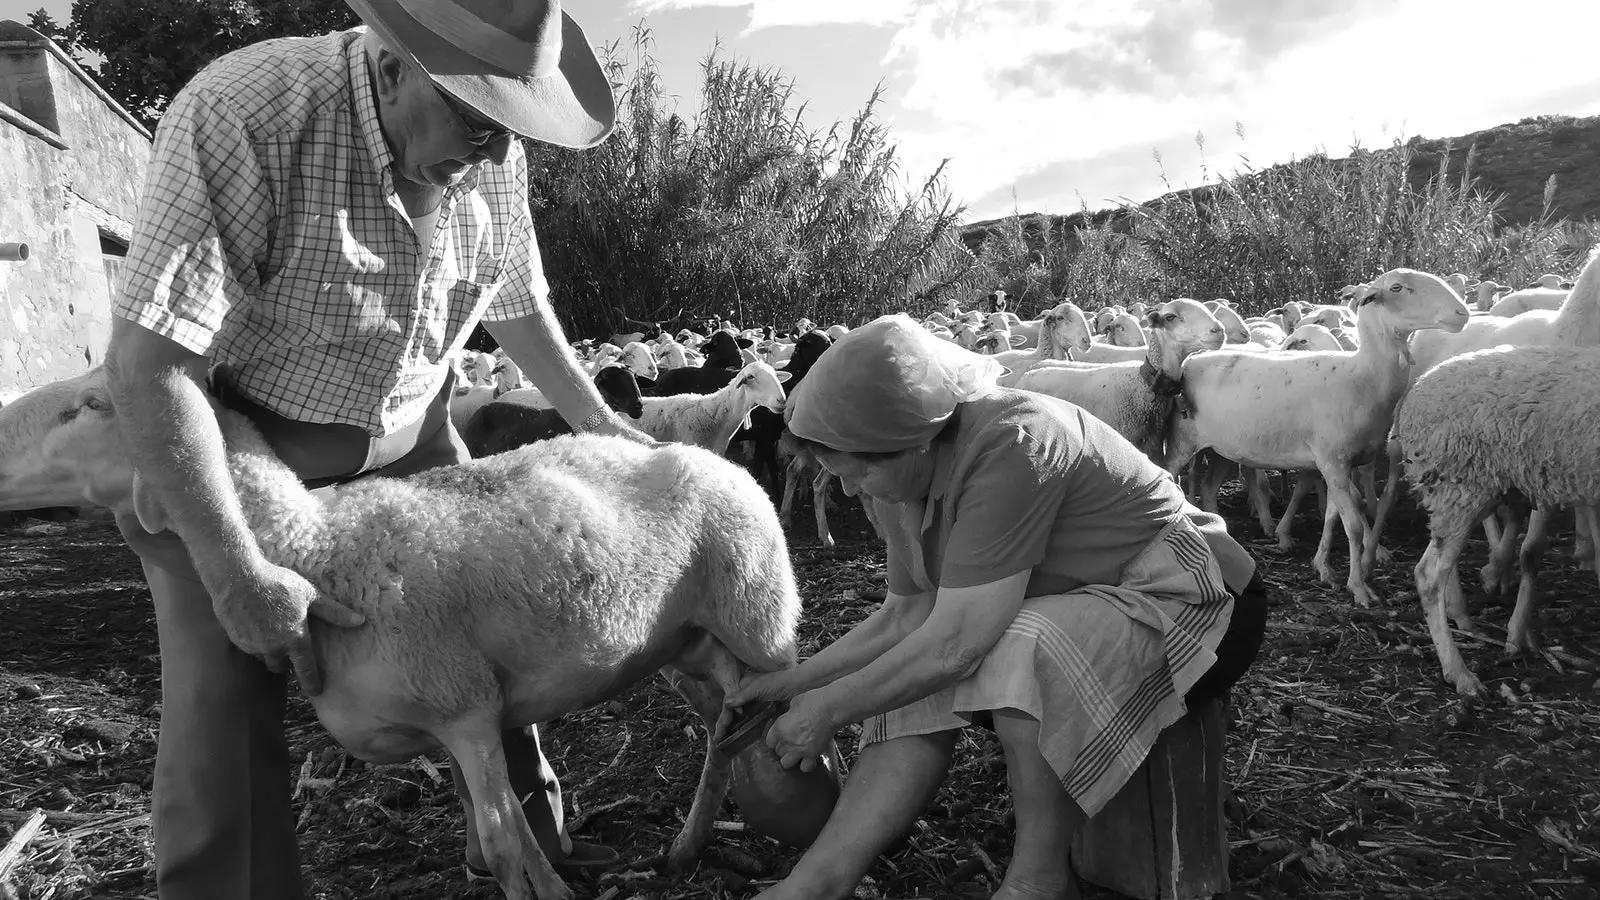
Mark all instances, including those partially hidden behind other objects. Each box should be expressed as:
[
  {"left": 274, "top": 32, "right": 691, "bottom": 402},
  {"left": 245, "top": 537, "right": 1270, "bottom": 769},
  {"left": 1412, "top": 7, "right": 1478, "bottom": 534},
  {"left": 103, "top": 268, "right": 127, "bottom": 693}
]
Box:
[{"left": 105, "top": 319, "right": 205, "bottom": 393}]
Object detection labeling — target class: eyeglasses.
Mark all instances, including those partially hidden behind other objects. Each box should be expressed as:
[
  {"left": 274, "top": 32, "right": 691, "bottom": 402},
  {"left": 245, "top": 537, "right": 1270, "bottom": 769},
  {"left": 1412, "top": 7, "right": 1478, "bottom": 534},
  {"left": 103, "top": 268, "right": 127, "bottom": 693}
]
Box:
[{"left": 435, "top": 87, "right": 513, "bottom": 147}]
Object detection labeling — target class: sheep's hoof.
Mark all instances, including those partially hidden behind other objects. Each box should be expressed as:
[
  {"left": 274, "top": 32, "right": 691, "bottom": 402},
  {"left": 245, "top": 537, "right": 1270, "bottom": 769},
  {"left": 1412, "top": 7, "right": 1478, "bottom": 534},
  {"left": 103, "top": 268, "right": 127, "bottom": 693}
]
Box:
[
  {"left": 663, "top": 841, "right": 698, "bottom": 875},
  {"left": 819, "top": 535, "right": 835, "bottom": 550},
  {"left": 1275, "top": 536, "right": 1296, "bottom": 554},
  {"left": 1450, "top": 671, "right": 1485, "bottom": 699},
  {"left": 1374, "top": 545, "right": 1394, "bottom": 567},
  {"left": 1504, "top": 632, "right": 1539, "bottom": 658},
  {"left": 1479, "top": 562, "right": 1511, "bottom": 597},
  {"left": 1349, "top": 584, "right": 1377, "bottom": 608}
]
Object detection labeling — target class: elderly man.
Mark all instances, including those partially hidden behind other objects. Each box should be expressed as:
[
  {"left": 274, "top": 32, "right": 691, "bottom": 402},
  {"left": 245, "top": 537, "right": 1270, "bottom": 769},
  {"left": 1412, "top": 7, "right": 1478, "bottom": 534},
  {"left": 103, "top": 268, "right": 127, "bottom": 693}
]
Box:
[{"left": 103, "top": 1, "right": 636, "bottom": 897}]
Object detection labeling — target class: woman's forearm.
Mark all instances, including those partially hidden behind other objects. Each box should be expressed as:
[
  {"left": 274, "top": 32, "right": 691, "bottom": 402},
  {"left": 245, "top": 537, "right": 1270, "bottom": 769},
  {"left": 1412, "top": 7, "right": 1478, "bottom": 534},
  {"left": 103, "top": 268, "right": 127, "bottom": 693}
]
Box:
[
  {"left": 810, "top": 624, "right": 964, "bottom": 727},
  {"left": 809, "top": 572, "right": 1033, "bottom": 727},
  {"left": 784, "top": 591, "right": 932, "bottom": 692}
]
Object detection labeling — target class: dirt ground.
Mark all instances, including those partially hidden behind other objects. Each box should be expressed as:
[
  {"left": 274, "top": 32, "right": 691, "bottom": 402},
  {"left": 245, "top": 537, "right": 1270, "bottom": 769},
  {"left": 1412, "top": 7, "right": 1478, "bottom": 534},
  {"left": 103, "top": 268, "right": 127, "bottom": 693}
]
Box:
[{"left": 3, "top": 484, "right": 1600, "bottom": 900}]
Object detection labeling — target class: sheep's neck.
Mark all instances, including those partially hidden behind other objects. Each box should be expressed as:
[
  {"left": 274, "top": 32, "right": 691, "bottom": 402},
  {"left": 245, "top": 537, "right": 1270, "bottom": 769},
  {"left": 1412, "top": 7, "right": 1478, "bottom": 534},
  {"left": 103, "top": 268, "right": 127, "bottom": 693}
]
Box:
[
  {"left": 1350, "top": 304, "right": 1412, "bottom": 399},
  {"left": 1555, "top": 267, "right": 1600, "bottom": 345},
  {"left": 709, "top": 383, "right": 758, "bottom": 455}
]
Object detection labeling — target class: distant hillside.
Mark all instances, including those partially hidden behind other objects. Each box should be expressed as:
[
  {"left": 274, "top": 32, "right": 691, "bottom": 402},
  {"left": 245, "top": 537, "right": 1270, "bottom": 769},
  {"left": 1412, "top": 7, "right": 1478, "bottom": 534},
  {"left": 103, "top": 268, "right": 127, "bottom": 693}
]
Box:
[{"left": 961, "top": 113, "right": 1600, "bottom": 253}]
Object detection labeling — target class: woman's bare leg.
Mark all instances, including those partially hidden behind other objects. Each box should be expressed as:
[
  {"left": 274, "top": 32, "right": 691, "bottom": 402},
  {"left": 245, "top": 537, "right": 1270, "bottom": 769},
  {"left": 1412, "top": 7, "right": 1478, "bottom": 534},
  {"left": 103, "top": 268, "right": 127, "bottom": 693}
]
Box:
[
  {"left": 753, "top": 731, "right": 958, "bottom": 900},
  {"left": 992, "top": 709, "right": 1085, "bottom": 900}
]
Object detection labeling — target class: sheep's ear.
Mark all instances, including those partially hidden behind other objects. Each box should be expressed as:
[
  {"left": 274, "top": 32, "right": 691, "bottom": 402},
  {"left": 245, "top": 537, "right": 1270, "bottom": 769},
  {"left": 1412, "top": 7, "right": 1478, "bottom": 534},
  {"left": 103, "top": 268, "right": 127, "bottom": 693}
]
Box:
[
  {"left": 1354, "top": 284, "right": 1381, "bottom": 307},
  {"left": 773, "top": 370, "right": 793, "bottom": 383},
  {"left": 130, "top": 471, "right": 172, "bottom": 535},
  {"left": 1008, "top": 334, "right": 1026, "bottom": 347},
  {"left": 1146, "top": 310, "right": 1163, "bottom": 328}
]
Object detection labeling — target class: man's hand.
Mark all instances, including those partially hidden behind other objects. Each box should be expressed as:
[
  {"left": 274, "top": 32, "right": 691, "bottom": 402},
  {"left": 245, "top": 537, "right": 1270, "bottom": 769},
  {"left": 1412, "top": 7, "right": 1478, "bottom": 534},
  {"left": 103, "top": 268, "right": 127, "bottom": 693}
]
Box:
[{"left": 211, "top": 559, "right": 366, "bottom": 696}]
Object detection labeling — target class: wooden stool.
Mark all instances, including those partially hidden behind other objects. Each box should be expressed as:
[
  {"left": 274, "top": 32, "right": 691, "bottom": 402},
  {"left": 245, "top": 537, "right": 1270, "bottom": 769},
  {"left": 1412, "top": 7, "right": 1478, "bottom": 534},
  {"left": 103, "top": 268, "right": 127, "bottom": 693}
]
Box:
[{"left": 1070, "top": 694, "right": 1231, "bottom": 899}]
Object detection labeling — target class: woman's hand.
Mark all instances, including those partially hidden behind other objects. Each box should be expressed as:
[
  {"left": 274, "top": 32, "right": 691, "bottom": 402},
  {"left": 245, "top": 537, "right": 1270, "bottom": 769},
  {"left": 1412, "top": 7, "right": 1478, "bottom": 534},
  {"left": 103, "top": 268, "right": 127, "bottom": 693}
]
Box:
[{"left": 765, "top": 690, "right": 838, "bottom": 772}]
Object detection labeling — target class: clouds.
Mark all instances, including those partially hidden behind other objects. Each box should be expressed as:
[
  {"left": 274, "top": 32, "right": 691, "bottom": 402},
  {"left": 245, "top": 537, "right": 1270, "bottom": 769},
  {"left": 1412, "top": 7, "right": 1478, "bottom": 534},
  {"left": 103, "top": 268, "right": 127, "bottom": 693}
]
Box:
[
  {"left": 994, "top": 0, "right": 1397, "bottom": 99},
  {"left": 616, "top": 0, "right": 1600, "bottom": 221}
]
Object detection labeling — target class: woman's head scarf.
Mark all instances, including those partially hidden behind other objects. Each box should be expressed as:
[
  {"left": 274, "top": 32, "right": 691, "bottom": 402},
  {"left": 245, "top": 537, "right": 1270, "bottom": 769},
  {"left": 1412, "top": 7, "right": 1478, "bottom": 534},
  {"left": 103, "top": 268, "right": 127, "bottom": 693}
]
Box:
[{"left": 785, "top": 314, "right": 1004, "bottom": 453}]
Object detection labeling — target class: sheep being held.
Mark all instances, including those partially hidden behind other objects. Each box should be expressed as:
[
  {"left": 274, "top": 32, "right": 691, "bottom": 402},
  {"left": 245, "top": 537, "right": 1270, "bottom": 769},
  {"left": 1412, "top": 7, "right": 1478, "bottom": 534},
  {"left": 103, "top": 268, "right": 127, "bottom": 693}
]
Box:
[{"left": 0, "top": 369, "right": 807, "bottom": 900}]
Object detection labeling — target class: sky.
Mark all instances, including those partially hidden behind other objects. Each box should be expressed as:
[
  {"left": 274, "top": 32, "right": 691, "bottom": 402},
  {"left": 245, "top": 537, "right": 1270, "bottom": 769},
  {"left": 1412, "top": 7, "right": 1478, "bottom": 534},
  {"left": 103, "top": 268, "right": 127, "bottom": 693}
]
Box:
[{"left": 7, "top": 0, "right": 1600, "bottom": 222}]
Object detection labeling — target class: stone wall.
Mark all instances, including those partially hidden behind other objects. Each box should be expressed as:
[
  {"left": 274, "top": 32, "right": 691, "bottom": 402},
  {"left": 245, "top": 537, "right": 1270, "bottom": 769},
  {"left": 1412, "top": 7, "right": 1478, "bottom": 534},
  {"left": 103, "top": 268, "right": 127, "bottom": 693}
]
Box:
[{"left": 0, "top": 22, "right": 149, "bottom": 395}]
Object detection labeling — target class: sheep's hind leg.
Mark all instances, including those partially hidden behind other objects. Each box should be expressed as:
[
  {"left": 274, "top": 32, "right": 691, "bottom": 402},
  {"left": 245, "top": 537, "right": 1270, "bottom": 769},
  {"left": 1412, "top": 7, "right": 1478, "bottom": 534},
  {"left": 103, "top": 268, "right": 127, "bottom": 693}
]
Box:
[
  {"left": 1311, "top": 480, "right": 1341, "bottom": 588},
  {"left": 1415, "top": 517, "right": 1484, "bottom": 698},
  {"left": 1505, "top": 507, "right": 1553, "bottom": 657},
  {"left": 1479, "top": 505, "right": 1520, "bottom": 598},
  {"left": 1275, "top": 471, "right": 1314, "bottom": 553},
  {"left": 1575, "top": 504, "right": 1598, "bottom": 573},
  {"left": 1319, "top": 460, "right": 1377, "bottom": 607},
  {"left": 812, "top": 468, "right": 835, "bottom": 550},
  {"left": 1363, "top": 443, "right": 1404, "bottom": 575},
  {"left": 778, "top": 457, "right": 804, "bottom": 526},
  {"left": 442, "top": 722, "right": 569, "bottom": 900},
  {"left": 1245, "top": 467, "right": 1276, "bottom": 538},
  {"left": 659, "top": 634, "right": 747, "bottom": 872}
]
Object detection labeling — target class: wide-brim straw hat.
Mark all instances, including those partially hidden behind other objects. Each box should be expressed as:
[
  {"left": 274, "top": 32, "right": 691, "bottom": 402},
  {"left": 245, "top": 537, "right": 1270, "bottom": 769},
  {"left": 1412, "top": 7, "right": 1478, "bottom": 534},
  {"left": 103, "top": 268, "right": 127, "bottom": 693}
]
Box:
[{"left": 341, "top": 0, "right": 616, "bottom": 148}]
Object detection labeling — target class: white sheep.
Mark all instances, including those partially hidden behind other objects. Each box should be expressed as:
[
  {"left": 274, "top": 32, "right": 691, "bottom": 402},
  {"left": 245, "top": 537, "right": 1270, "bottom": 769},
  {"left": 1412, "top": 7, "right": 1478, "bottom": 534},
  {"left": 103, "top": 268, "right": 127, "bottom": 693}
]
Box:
[
  {"left": 1280, "top": 322, "right": 1344, "bottom": 352},
  {"left": 1211, "top": 303, "right": 1251, "bottom": 344},
  {"left": 635, "top": 361, "right": 790, "bottom": 455},
  {"left": 1488, "top": 287, "right": 1568, "bottom": 317},
  {"left": 1164, "top": 269, "right": 1470, "bottom": 607},
  {"left": 1473, "top": 279, "right": 1504, "bottom": 312},
  {"left": 1246, "top": 320, "right": 1287, "bottom": 348},
  {"left": 0, "top": 369, "right": 806, "bottom": 900},
  {"left": 1015, "top": 299, "right": 1224, "bottom": 462},
  {"left": 991, "top": 301, "right": 1095, "bottom": 388},
  {"left": 1370, "top": 246, "right": 1600, "bottom": 589},
  {"left": 824, "top": 324, "right": 849, "bottom": 342},
  {"left": 620, "top": 340, "right": 661, "bottom": 382},
  {"left": 1091, "top": 306, "right": 1122, "bottom": 335},
  {"left": 1103, "top": 311, "right": 1148, "bottom": 347},
  {"left": 1393, "top": 344, "right": 1600, "bottom": 697}
]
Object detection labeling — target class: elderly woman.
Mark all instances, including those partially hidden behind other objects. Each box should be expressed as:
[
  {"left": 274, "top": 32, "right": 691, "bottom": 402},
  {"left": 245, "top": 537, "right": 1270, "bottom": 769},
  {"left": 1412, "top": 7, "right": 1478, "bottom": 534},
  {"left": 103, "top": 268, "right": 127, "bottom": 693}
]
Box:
[{"left": 727, "top": 315, "right": 1266, "bottom": 900}]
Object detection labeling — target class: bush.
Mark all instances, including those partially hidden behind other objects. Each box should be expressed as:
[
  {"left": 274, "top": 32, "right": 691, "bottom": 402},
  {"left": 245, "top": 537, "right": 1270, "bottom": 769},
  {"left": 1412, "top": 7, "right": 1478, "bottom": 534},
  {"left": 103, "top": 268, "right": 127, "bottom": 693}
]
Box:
[{"left": 525, "top": 26, "right": 984, "bottom": 340}]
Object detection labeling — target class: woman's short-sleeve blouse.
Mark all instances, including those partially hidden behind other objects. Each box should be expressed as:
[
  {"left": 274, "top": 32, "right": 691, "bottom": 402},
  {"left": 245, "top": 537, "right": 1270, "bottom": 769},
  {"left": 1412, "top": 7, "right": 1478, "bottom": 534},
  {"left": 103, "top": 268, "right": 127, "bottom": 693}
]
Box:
[{"left": 879, "top": 389, "right": 1254, "bottom": 597}]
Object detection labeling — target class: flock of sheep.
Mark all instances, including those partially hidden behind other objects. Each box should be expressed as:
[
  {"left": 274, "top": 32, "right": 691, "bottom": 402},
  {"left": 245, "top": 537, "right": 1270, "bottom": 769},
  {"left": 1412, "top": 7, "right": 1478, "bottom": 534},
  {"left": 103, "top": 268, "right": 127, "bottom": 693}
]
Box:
[
  {"left": 0, "top": 252, "right": 1598, "bottom": 897},
  {"left": 432, "top": 251, "right": 1600, "bottom": 702}
]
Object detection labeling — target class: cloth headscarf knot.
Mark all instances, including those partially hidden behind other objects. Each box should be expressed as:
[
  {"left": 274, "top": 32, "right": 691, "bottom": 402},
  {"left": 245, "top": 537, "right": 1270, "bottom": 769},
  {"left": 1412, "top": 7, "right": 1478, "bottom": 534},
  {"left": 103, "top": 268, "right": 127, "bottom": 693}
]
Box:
[{"left": 785, "top": 314, "right": 1005, "bottom": 453}]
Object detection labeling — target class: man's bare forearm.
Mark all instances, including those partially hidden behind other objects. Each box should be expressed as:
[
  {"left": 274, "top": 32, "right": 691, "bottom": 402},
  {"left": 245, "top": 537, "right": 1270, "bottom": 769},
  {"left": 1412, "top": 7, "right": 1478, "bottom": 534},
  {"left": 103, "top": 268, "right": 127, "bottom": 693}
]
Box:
[
  {"left": 106, "top": 321, "right": 262, "bottom": 592},
  {"left": 486, "top": 306, "right": 610, "bottom": 428}
]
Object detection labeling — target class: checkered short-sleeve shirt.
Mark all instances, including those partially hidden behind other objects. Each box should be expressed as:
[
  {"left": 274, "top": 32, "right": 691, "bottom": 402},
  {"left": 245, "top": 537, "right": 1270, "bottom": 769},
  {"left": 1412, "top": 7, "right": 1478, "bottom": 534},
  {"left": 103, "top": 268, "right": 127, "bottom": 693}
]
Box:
[{"left": 114, "top": 28, "right": 546, "bottom": 435}]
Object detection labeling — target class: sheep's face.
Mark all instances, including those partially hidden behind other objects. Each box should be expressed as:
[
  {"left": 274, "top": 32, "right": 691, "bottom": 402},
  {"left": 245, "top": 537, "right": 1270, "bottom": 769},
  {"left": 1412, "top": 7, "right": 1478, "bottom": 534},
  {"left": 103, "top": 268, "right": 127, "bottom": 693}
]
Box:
[
  {"left": 732, "top": 362, "right": 792, "bottom": 414},
  {"left": 1304, "top": 306, "right": 1353, "bottom": 330},
  {"left": 621, "top": 342, "right": 660, "bottom": 381},
  {"left": 1092, "top": 308, "right": 1118, "bottom": 334},
  {"left": 657, "top": 342, "right": 690, "bottom": 370},
  {"left": 0, "top": 369, "right": 135, "bottom": 513},
  {"left": 1045, "top": 302, "right": 1093, "bottom": 355},
  {"left": 1212, "top": 304, "right": 1251, "bottom": 343},
  {"left": 1149, "top": 299, "right": 1226, "bottom": 352},
  {"left": 1353, "top": 269, "right": 1471, "bottom": 336},
  {"left": 1281, "top": 323, "right": 1342, "bottom": 352},
  {"left": 1106, "top": 314, "right": 1148, "bottom": 347},
  {"left": 815, "top": 443, "right": 935, "bottom": 505}
]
